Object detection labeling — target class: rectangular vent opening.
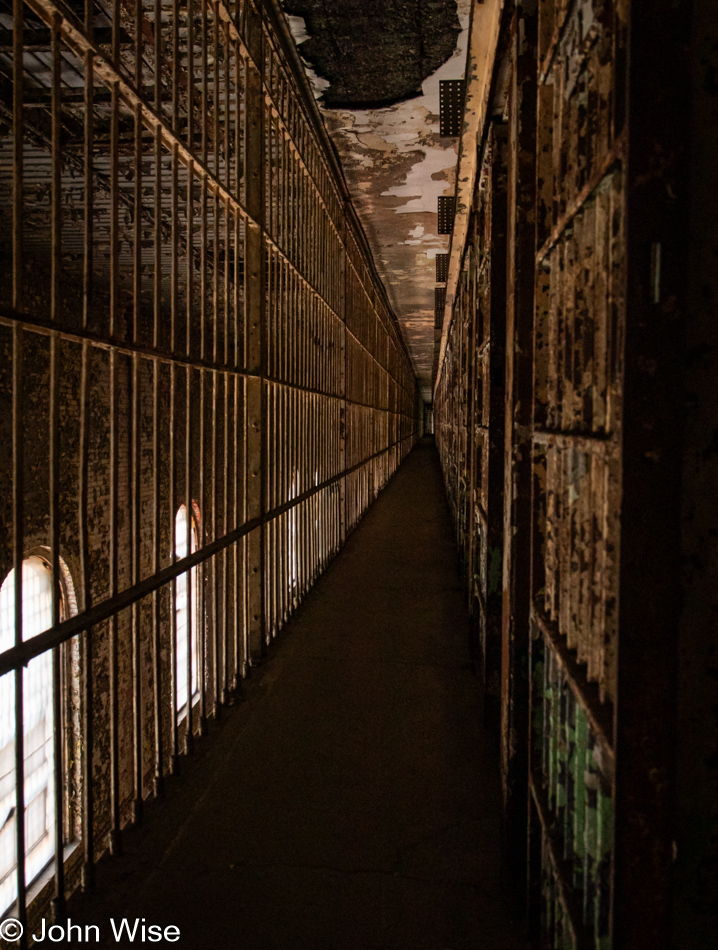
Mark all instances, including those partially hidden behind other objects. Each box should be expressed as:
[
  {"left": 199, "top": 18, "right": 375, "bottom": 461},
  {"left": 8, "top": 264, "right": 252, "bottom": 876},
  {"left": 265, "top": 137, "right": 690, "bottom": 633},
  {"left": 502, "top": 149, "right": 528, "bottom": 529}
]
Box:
[
  {"left": 434, "top": 286, "right": 446, "bottom": 329},
  {"left": 438, "top": 196, "right": 456, "bottom": 235},
  {"left": 439, "top": 79, "right": 465, "bottom": 137},
  {"left": 435, "top": 253, "right": 449, "bottom": 283}
]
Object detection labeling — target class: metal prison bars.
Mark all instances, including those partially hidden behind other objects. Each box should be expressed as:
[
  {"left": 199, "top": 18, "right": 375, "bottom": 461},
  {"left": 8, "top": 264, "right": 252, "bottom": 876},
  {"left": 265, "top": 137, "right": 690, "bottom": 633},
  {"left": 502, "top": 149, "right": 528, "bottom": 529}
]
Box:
[
  {"left": 0, "top": 0, "right": 421, "bottom": 938},
  {"left": 435, "top": 0, "right": 685, "bottom": 948}
]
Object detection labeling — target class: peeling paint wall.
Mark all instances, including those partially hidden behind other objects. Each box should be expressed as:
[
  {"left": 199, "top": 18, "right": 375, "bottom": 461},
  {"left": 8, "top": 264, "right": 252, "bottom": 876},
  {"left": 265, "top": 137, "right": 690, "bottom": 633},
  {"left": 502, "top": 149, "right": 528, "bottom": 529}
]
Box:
[{"left": 285, "top": 0, "right": 471, "bottom": 401}]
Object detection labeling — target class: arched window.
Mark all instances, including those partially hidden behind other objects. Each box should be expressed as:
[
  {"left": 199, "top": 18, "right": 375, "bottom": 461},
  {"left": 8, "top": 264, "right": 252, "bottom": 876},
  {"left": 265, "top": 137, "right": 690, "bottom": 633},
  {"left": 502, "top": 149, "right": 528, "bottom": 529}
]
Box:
[
  {"left": 0, "top": 555, "right": 76, "bottom": 916},
  {"left": 175, "top": 506, "right": 200, "bottom": 716}
]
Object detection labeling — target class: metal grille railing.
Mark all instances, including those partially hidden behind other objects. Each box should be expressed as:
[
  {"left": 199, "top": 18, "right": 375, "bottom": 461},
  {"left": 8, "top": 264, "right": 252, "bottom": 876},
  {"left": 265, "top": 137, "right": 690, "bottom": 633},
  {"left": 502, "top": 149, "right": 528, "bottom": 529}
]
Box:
[{"left": 0, "top": 0, "right": 421, "bottom": 938}]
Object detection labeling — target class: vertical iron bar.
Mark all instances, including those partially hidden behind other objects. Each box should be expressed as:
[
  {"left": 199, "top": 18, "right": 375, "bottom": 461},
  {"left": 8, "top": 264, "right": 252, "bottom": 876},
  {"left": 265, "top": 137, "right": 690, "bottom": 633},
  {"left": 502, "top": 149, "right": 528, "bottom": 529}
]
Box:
[
  {"left": 154, "top": 0, "right": 174, "bottom": 777},
  {"left": 225, "top": 20, "right": 230, "bottom": 193},
  {"left": 198, "top": 8, "right": 208, "bottom": 722},
  {"left": 172, "top": 0, "right": 179, "bottom": 134},
  {"left": 169, "top": 357, "right": 178, "bottom": 767},
  {"left": 187, "top": 0, "right": 194, "bottom": 152},
  {"left": 80, "top": 9, "right": 94, "bottom": 882},
  {"left": 131, "top": 94, "right": 144, "bottom": 826},
  {"left": 49, "top": 12, "right": 65, "bottom": 918},
  {"left": 198, "top": 177, "right": 207, "bottom": 733},
  {"left": 212, "top": 203, "right": 220, "bottom": 716},
  {"left": 112, "top": 0, "right": 120, "bottom": 65},
  {"left": 185, "top": 361, "right": 193, "bottom": 750},
  {"left": 135, "top": 3, "right": 147, "bottom": 778},
  {"left": 12, "top": 0, "right": 23, "bottom": 311},
  {"left": 83, "top": 47, "right": 93, "bottom": 333},
  {"left": 234, "top": 369, "right": 241, "bottom": 691},
  {"left": 198, "top": 0, "right": 208, "bottom": 725},
  {"left": 223, "top": 195, "right": 231, "bottom": 699},
  {"left": 135, "top": 0, "right": 143, "bottom": 90},
  {"left": 130, "top": 365, "right": 142, "bottom": 823},
  {"left": 78, "top": 339, "right": 94, "bottom": 887},
  {"left": 13, "top": 323, "right": 27, "bottom": 946},
  {"left": 152, "top": 355, "right": 164, "bottom": 792},
  {"left": 185, "top": 153, "right": 195, "bottom": 744},
  {"left": 108, "top": 78, "right": 121, "bottom": 857}
]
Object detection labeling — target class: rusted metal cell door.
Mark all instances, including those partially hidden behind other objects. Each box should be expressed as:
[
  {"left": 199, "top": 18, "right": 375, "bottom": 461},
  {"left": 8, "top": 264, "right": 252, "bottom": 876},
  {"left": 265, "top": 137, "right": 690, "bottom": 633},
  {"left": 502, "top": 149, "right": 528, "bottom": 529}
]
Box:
[
  {"left": 435, "top": 121, "right": 508, "bottom": 725},
  {"left": 528, "top": 0, "right": 626, "bottom": 945},
  {"left": 527, "top": 0, "right": 687, "bottom": 947},
  {"left": 465, "top": 123, "right": 508, "bottom": 725},
  {"left": 474, "top": 123, "right": 508, "bottom": 729}
]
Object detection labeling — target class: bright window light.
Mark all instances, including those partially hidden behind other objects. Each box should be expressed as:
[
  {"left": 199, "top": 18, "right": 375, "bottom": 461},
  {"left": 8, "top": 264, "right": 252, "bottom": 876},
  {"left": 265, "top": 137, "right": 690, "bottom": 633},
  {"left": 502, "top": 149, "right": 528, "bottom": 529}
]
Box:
[
  {"left": 175, "top": 506, "right": 200, "bottom": 715},
  {"left": 0, "top": 557, "right": 58, "bottom": 916}
]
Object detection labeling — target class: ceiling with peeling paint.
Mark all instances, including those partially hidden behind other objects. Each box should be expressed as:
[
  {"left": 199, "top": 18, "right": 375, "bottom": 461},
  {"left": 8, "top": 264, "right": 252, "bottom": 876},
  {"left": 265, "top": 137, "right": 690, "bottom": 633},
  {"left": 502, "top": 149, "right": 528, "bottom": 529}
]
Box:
[{"left": 283, "top": 0, "right": 470, "bottom": 403}]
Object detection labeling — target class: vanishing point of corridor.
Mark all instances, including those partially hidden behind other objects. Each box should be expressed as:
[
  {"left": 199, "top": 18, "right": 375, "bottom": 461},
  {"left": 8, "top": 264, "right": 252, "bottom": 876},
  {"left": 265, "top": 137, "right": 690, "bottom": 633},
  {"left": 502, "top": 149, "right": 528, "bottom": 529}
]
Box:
[{"left": 67, "top": 440, "right": 527, "bottom": 949}]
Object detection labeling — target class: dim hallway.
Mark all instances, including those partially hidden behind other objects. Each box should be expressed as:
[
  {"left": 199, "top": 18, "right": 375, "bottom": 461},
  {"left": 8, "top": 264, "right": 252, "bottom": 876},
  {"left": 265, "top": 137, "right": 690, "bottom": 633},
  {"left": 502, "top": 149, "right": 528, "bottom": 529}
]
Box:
[{"left": 64, "top": 438, "right": 526, "bottom": 950}]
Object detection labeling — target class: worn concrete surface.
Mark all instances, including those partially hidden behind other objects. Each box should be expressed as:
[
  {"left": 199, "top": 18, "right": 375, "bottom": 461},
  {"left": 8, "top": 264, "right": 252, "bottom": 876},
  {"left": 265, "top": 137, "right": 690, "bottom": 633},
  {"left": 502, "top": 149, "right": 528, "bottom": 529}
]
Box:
[{"left": 68, "top": 439, "right": 528, "bottom": 950}]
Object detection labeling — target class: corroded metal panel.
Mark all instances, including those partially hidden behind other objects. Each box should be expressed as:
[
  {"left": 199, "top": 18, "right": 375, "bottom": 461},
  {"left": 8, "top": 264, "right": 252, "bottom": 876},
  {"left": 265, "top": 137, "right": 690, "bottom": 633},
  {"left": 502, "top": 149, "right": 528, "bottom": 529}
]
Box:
[
  {"left": 435, "top": 122, "right": 507, "bottom": 727},
  {"left": 435, "top": 1, "right": 690, "bottom": 946},
  {"left": 529, "top": 0, "right": 625, "bottom": 944}
]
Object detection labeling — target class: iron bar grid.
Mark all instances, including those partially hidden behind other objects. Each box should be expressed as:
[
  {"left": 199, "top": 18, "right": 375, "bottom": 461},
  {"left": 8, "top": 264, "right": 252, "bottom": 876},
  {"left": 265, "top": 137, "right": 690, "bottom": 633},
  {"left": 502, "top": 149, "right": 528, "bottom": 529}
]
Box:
[{"left": 0, "top": 0, "right": 421, "bottom": 933}]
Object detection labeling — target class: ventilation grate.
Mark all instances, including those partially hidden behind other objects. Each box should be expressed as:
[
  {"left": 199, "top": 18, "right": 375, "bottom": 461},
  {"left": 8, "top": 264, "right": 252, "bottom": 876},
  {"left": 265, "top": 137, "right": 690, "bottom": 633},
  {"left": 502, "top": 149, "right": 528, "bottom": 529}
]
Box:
[
  {"left": 438, "top": 196, "right": 455, "bottom": 234},
  {"left": 435, "top": 253, "right": 449, "bottom": 283},
  {"left": 440, "top": 80, "right": 465, "bottom": 136},
  {"left": 434, "top": 286, "right": 446, "bottom": 329}
]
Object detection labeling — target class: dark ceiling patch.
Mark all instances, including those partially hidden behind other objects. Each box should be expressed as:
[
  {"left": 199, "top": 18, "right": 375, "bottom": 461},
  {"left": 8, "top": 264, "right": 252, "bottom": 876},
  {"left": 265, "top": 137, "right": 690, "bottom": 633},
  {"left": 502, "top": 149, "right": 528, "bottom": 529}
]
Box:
[{"left": 284, "top": 0, "right": 462, "bottom": 108}]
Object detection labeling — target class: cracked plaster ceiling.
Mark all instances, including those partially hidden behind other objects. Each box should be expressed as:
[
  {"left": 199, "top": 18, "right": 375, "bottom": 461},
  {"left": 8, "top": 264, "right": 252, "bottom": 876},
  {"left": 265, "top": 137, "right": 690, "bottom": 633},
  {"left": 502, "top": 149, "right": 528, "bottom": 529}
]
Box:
[{"left": 283, "top": 0, "right": 470, "bottom": 403}]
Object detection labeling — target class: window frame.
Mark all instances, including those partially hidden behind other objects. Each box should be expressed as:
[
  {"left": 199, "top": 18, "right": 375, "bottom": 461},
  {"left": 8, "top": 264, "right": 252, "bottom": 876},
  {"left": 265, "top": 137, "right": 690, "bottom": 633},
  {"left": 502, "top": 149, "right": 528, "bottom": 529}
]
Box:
[{"left": 173, "top": 504, "right": 202, "bottom": 720}]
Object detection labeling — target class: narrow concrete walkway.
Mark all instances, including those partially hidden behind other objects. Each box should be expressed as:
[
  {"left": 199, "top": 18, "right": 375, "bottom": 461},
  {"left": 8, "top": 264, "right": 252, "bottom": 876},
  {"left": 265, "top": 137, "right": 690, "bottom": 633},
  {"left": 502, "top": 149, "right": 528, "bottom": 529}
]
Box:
[{"left": 70, "top": 438, "right": 528, "bottom": 950}]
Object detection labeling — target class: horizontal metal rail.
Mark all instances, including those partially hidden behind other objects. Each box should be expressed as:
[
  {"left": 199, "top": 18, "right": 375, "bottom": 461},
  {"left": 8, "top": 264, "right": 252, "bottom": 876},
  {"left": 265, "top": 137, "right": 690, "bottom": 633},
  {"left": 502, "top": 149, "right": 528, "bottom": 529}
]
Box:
[
  {"left": 0, "top": 0, "right": 421, "bottom": 936},
  {"left": 0, "top": 435, "right": 414, "bottom": 678}
]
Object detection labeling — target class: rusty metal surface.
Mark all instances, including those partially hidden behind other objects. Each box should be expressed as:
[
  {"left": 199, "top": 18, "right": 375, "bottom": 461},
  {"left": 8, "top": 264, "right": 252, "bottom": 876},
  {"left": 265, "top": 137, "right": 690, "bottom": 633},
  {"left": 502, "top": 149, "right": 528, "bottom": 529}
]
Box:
[
  {"left": 433, "top": 0, "right": 694, "bottom": 947},
  {"left": 434, "top": 121, "right": 507, "bottom": 729},
  {"left": 529, "top": 0, "right": 625, "bottom": 943},
  {"left": 499, "top": 0, "right": 535, "bottom": 913},
  {"left": 0, "top": 0, "right": 421, "bottom": 937}
]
